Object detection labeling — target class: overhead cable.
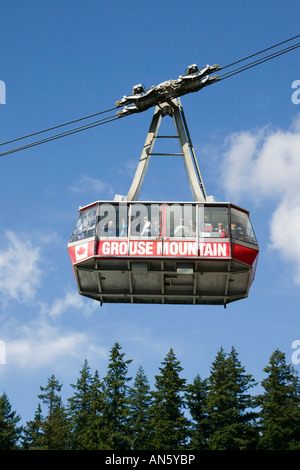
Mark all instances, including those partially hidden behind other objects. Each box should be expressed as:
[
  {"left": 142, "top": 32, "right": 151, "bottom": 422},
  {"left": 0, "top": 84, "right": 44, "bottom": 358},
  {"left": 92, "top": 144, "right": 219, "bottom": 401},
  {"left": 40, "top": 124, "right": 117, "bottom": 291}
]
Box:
[
  {"left": 0, "top": 106, "right": 118, "bottom": 147},
  {"left": 220, "top": 33, "right": 300, "bottom": 71},
  {"left": 114, "top": 35, "right": 300, "bottom": 117},
  {"left": 0, "top": 114, "right": 119, "bottom": 158},
  {"left": 218, "top": 41, "right": 300, "bottom": 81},
  {"left": 1, "top": 33, "right": 300, "bottom": 157}
]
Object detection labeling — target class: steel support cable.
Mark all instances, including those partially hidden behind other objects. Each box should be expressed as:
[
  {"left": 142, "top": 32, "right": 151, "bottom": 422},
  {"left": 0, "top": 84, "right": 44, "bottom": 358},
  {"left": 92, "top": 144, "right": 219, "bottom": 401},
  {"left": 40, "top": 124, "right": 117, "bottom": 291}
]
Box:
[
  {"left": 1, "top": 34, "right": 300, "bottom": 158},
  {"left": 218, "top": 41, "right": 300, "bottom": 81},
  {"left": 220, "top": 33, "right": 300, "bottom": 71},
  {"left": 0, "top": 106, "right": 118, "bottom": 147},
  {"left": 0, "top": 114, "right": 120, "bottom": 158}
]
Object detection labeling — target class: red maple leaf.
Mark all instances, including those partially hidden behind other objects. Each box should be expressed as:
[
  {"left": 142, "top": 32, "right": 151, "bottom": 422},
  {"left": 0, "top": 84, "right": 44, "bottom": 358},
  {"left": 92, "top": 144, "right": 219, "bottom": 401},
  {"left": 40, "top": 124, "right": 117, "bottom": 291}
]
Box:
[{"left": 77, "top": 246, "right": 86, "bottom": 256}]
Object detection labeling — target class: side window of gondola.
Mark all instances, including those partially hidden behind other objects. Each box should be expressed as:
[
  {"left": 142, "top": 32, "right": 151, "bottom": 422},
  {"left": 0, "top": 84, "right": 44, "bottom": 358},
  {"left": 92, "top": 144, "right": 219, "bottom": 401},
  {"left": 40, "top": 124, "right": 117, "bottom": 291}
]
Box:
[
  {"left": 230, "top": 207, "right": 257, "bottom": 245},
  {"left": 119, "top": 204, "right": 129, "bottom": 237},
  {"left": 129, "top": 203, "right": 161, "bottom": 237},
  {"left": 97, "top": 203, "right": 129, "bottom": 237},
  {"left": 70, "top": 205, "right": 97, "bottom": 242},
  {"left": 198, "top": 205, "right": 229, "bottom": 238},
  {"left": 165, "top": 204, "right": 196, "bottom": 237}
]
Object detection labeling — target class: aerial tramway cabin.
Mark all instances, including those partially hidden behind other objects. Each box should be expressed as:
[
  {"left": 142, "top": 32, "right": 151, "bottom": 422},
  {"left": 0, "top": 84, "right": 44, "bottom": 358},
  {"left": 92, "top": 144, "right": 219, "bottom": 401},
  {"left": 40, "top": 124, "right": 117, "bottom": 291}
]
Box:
[
  {"left": 68, "top": 64, "right": 259, "bottom": 307},
  {"left": 68, "top": 200, "right": 258, "bottom": 306}
]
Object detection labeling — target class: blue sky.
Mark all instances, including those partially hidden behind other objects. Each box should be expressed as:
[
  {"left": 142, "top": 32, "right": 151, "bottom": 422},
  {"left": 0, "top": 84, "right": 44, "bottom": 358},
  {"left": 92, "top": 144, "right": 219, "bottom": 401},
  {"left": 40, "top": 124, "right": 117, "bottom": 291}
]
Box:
[{"left": 0, "top": 0, "right": 300, "bottom": 425}]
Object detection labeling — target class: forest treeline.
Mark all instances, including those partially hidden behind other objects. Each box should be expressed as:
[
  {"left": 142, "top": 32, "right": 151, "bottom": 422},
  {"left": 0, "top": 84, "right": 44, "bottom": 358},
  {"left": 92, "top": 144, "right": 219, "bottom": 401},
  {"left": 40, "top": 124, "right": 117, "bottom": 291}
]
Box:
[{"left": 0, "top": 343, "right": 299, "bottom": 450}]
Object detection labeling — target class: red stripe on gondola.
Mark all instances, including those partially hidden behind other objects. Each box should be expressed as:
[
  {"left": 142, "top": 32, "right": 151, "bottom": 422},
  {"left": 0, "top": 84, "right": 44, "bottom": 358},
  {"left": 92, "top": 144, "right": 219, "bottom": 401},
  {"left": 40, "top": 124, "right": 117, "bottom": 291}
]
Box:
[{"left": 231, "top": 242, "right": 259, "bottom": 266}]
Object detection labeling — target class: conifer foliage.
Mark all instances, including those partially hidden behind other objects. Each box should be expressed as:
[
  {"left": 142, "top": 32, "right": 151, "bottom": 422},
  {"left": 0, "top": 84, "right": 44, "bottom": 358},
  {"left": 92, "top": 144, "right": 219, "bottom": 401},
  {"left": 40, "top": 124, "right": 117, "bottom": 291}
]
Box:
[
  {"left": 0, "top": 343, "right": 299, "bottom": 450},
  {"left": 257, "top": 349, "right": 300, "bottom": 449},
  {"left": 128, "top": 366, "right": 152, "bottom": 449},
  {"left": 0, "top": 393, "right": 22, "bottom": 450},
  {"left": 205, "top": 347, "right": 258, "bottom": 449},
  {"left": 150, "top": 348, "right": 189, "bottom": 449},
  {"left": 100, "top": 342, "right": 133, "bottom": 449}
]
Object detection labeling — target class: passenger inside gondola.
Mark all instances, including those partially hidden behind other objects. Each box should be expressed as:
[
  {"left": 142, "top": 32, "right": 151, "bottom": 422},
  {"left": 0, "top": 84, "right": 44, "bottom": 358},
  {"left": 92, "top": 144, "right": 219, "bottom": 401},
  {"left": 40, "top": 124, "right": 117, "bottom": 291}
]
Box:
[
  {"left": 152, "top": 220, "right": 160, "bottom": 237},
  {"left": 189, "top": 220, "right": 196, "bottom": 236},
  {"left": 107, "top": 220, "right": 116, "bottom": 236},
  {"left": 120, "top": 218, "right": 128, "bottom": 236},
  {"left": 217, "top": 222, "right": 229, "bottom": 238},
  {"left": 70, "top": 202, "right": 257, "bottom": 247},
  {"left": 70, "top": 205, "right": 97, "bottom": 242},
  {"left": 174, "top": 218, "right": 189, "bottom": 237},
  {"left": 141, "top": 216, "right": 151, "bottom": 236},
  {"left": 231, "top": 223, "right": 244, "bottom": 240}
]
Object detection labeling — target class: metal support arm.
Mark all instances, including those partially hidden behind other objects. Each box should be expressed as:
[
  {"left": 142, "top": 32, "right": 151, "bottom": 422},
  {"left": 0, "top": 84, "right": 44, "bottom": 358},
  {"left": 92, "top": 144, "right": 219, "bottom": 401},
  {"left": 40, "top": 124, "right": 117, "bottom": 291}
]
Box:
[{"left": 126, "top": 98, "right": 207, "bottom": 202}]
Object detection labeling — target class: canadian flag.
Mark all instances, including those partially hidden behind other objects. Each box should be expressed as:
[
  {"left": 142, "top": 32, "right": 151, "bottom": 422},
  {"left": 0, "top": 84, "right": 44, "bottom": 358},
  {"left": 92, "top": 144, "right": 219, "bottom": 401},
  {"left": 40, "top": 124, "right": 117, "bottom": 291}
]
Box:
[{"left": 75, "top": 243, "right": 89, "bottom": 261}]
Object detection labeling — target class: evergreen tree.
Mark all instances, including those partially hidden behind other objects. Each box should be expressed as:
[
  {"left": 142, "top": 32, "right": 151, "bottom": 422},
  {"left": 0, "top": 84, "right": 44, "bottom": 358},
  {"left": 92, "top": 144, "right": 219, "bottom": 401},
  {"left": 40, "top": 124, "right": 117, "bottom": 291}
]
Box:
[
  {"left": 101, "top": 342, "right": 133, "bottom": 449},
  {"left": 150, "top": 348, "right": 190, "bottom": 449},
  {"left": 68, "top": 359, "right": 95, "bottom": 449},
  {"left": 186, "top": 374, "right": 209, "bottom": 449},
  {"left": 128, "top": 366, "right": 153, "bottom": 449},
  {"left": 84, "top": 370, "right": 106, "bottom": 449},
  {"left": 0, "top": 392, "right": 22, "bottom": 450},
  {"left": 37, "top": 374, "right": 69, "bottom": 450},
  {"left": 22, "top": 404, "right": 44, "bottom": 449},
  {"left": 206, "top": 347, "right": 258, "bottom": 450},
  {"left": 257, "top": 349, "right": 300, "bottom": 450}
]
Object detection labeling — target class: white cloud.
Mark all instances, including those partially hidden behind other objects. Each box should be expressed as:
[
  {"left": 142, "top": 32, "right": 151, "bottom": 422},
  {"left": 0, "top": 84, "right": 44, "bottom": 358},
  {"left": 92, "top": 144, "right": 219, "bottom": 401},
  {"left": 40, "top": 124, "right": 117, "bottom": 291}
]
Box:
[
  {"left": 268, "top": 197, "right": 300, "bottom": 282},
  {"left": 7, "top": 319, "right": 89, "bottom": 370},
  {"left": 69, "top": 175, "right": 114, "bottom": 198},
  {"left": 44, "top": 289, "right": 99, "bottom": 317},
  {"left": 0, "top": 231, "right": 42, "bottom": 303},
  {"left": 0, "top": 290, "right": 105, "bottom": 371},
  {"left": 5, "top": 292, "right": 106, "bottom": 370},
  {"left": 222, "top": 125, "right": 300, "bottom": 202},
  {"left": 115, "top": 158, "right": 137, "bottom": 176},
  {"left": 221, "top": 114, "right": 300, "bottom": 284},
  {"left": 0, "top": 229, "right": 104, "bottom": 369}
]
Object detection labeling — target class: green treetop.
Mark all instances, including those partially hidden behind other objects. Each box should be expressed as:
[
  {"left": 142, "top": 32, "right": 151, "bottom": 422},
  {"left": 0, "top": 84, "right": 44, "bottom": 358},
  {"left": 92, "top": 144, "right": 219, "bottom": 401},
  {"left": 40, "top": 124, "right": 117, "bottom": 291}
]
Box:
[
  {"left": 0, "top": 392, "right": 22, "bottom": 450},
  {"left": 150, "top": 348, "right": 190, "bottom": 449},
  {"left": 257, "top": 349, "right": 300, "bottom": 450},
  {"left": 205, "top": 347, "right": 258, "bottom": 450}
]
